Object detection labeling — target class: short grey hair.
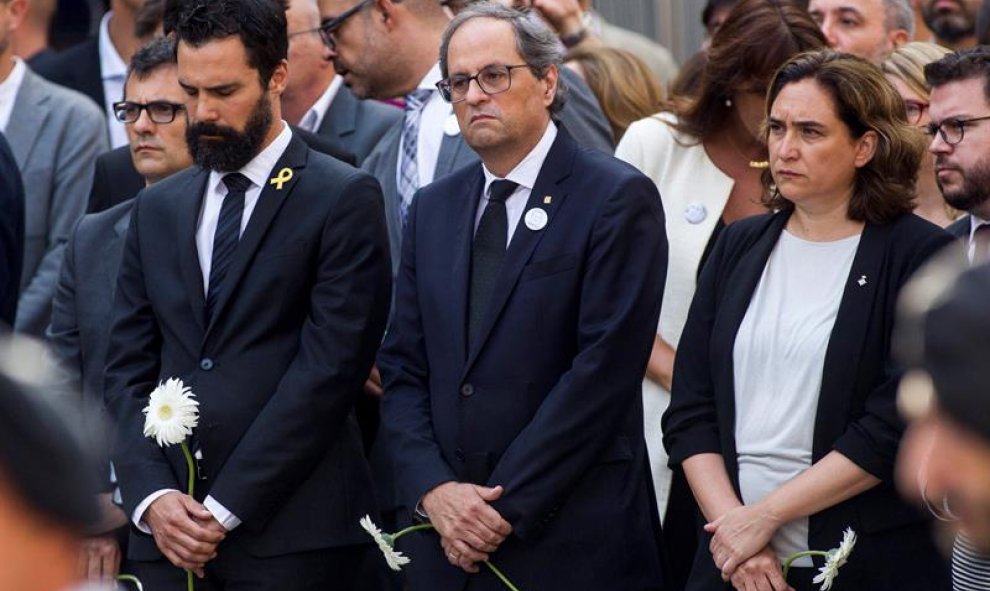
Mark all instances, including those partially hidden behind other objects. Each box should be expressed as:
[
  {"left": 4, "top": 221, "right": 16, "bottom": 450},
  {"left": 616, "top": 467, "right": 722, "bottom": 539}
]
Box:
[
  {"left": 884, "top": 0, "right": 915, "bottom": 37},
  {"left": 439, "top": 2, "right": 568, "bottom": 114}
]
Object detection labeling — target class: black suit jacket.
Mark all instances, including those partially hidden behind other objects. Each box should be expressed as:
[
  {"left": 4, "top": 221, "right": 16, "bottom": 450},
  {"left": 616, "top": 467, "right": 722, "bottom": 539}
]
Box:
[
  {"left": 379, "top": 129, "right": 667, "bottom": 590},
  {"left": 663, "top": 211, "right": 952, "bottom": 590},
  {"left": 318, "top": 85, "right": 401, "bottom": 165},
  {"left": 32, "top": 37, "right": 105, "bottom": 109},
  {"left": 87, "top": 130, "right": 357, "bottom": 213},
  {"left": 0, "top": 133, "right": 24, "bottom": 326},
  {"left": 104, "top": 134, "right": 391, "bottom": 559},
  {"left": 947, "top": 214, "right": 970, "bottom": 240}
]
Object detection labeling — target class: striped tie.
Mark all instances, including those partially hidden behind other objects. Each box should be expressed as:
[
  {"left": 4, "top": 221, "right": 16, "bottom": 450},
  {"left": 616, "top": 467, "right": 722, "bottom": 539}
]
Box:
[
  {"left": 206, "top": 173, "right": 251, "bottom": 323},
  {"left": 397, "top": 88, "right": 434, "bottom": 228}
]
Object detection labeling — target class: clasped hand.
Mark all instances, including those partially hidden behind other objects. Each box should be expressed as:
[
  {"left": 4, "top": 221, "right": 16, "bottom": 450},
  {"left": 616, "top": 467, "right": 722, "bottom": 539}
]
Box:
[
  {"left": 145, "top": 492, "right": 226, "bottom": 577},
  {"left": 422, "top": 482, "right": 512, "bottom": 573},
  {"left": 705, "top": 503, "right": 782, "bottom": 581}
]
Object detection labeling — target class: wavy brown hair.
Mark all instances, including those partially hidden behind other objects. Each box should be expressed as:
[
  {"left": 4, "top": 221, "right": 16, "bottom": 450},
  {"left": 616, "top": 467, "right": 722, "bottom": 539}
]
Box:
[
  {"left": 762, "top": 50, "right": 926, "bottom": 224},
  {"left": 670, "top": 0, "right": 826, "bottom": 143}
]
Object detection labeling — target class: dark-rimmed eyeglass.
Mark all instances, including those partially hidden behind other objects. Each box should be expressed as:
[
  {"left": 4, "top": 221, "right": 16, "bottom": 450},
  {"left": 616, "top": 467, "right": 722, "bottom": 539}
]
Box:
[
  {"left": 436, "top": 64, "right": 530, "bottom": 104},
  {"left": 289, "top": 26, "right": 323, "bottom": 40},
  {"left": 113, "top": 101, "right": 186, "bottom": 124},
  {"left": 904, "top": 99, "right": 928, "bottom": 126},
  {"left": 925, "top": 115, "right": 990, "bottom": 146},
  {"left": 319, "top": 0, "right": 373, "bottom": 49}
]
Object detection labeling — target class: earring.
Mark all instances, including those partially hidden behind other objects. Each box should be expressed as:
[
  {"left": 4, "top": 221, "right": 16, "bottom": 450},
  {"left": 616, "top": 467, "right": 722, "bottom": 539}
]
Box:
[{"left": 725, "top": 97, "right": 733, "bottom": 108}]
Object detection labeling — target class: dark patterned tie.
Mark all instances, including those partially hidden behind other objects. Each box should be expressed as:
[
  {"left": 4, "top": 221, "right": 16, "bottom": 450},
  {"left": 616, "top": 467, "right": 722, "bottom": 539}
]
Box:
[
  {"left": 206, "top": 173, "right": 251, "bottom": 323},
  {"left": 468, "top": 180, "right": 518, "bottom": 345}
]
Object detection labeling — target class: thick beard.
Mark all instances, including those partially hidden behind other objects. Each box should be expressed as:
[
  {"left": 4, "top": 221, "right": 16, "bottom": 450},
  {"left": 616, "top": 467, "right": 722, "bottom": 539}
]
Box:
[
  {"left": 923, "top": 4, "right": 975, "bottom": 43},
  {"left": 186, "top": 94, "right": 273, "bottom": 172},
  {"left": 939, "top": 156, "right": 990, "bottom": 213}
]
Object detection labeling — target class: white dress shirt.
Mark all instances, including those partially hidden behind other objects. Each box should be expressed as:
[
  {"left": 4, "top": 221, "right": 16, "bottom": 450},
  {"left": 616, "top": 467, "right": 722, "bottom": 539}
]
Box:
[
  {"left": 0, "top": 57, "right": 27, "bottom": 132},
  {"left": 397, "top": 62, "right": 451, "bottom": 191},
  {"left": 967, "top": 215, "right": 990, "bottom": 264},
  {"left": 477, "top": 121, "right": 557, "bottom": 245},
  {"left": 132, "top": 123, "right": 294, "bottom": 533},
  {"left": 298, "top": 75, "right": 342, "bottom": 133},
  {"left": 99, "top": 11, "right": 129, "bottom": 149}
]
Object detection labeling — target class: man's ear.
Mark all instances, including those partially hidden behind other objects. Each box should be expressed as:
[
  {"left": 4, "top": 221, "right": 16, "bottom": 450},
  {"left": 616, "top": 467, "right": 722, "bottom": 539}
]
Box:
[
  {"left": 268, "top": 60, "right": 289, "bottom": 96},
  {"left": 7, "top": 0, "right": 28, "bottom": 31},
  {"left": 542, "top": 63, "right": 559, "bottom": 109},
  {"left": 374, "top": 0, "right": 400, "bottom": 31},
  {"left": 889, "top": 28, "right": 910, "bottom": 51}
]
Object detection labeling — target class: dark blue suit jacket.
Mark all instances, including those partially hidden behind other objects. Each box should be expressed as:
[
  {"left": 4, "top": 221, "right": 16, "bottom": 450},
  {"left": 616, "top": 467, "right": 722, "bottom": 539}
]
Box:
[
  {"left": 104, "top": 135, "right": 391, "bottom": 560},
  {"left": 0, "top": 133, "right": 24, "bottom": 326},
  {"left": 379, "top": 128, "right": 668, "bottom": 590},
  {"left": 664, "top": 211, "right": 952, "bottom": 590}
]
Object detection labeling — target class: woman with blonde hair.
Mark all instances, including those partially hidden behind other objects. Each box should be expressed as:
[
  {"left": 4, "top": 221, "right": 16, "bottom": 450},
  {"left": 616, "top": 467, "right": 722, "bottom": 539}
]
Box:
[{"left": 882, "top": 41, "right": 961, "bottom": 228}]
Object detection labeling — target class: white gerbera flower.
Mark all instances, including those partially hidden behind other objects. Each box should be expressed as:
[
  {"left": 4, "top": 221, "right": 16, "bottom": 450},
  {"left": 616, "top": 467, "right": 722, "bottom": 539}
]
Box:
[
  {"left": 142, "top": 378, "right": 199, "bottom": 447},
  {"left": 360, "top": 515, "right": 412, "bottom": 571},
  {"left": 813, "top": 528, "right": 857, "bottom": 590}
]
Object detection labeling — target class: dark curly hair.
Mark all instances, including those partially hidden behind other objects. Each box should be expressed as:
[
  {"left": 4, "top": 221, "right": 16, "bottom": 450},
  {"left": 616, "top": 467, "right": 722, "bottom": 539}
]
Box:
[
  {"left": 173, "top": 0, "right": 289, "bottom": 87},
  {"left": 925, "top": 45, "right": 990, "bottom": 103},
  {"left": 762, "top": 49, "right": 925, "bottom": 224}
]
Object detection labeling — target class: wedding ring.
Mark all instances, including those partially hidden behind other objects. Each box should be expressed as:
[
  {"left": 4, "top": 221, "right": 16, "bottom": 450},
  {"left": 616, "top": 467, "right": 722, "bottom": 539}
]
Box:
[{"left": 448, "top": 550, "right": 458, "bottom": 560}]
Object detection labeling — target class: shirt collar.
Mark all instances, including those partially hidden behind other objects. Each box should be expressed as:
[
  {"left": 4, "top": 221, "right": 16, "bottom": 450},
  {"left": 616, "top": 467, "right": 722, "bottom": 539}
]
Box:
[
  {"left": 418, "top": 62, "right": 443, "bottom": 92},
  {"left": 0, "top": 57, "right": 27, "bottom": 102},
  {"left": 301, "top": 75, "right": 342, "bottom": 132},
  {"left": 209, "top": 122, "right": 294, "bottom": 192},
  {"left": 99, "top": 11, "right": 128, "bottom": 82},
  {"left": 481, "top": 120, "right": 557, "bottom": 195},
  {"left": 969, "top": 214, "right": 990, "bottom": 242}
]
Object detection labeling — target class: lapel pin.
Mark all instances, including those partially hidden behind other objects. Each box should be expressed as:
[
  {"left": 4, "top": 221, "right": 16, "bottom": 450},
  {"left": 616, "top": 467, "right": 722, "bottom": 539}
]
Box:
[
  {"left": 269, "top": 167, "right": 293, "bottom": 190},
  {"left": 543, "top": 195, "right": 552, "bottom": 204},
  {"left": 524, "top": 208, "right": 548, "bottom": 231},
  {"left": 857, "top": 275, "right": 868, "bottom": 287},
  {"left": 684, "top": 203, "right": 707, "bottom": 225}
]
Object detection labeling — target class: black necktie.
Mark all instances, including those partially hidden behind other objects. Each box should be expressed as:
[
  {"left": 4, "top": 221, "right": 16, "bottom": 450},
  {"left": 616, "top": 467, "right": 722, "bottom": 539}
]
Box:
[
  {"left": 469, "top": 179, "right": 518, "bottom": 344},
  {"left": 206, "top": 173, "right": 251, "bottom": 323}
]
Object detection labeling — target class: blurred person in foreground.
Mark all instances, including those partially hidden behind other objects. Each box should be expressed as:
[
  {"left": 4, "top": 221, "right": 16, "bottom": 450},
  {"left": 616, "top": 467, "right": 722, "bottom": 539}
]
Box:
[
  {"left": 564, "top": 45, "right": 664, "bottom": 142},
  {"left": 614, "top": 3, "right": 827, "bottom": 587},
  {"left": 663, "top": 49, "right": 952, "bottom": 591},
  {"left": 882, "top": 41, "right": 959, "bottom": 228},
  {"left": 808, "top": 0, "right": 913, "bottom": 63}
]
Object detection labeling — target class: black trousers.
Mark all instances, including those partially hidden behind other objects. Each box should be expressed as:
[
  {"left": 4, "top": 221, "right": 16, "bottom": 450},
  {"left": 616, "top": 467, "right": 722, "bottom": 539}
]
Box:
[{"left": 131, "top": 541, "right": 370, "bottom": 591}]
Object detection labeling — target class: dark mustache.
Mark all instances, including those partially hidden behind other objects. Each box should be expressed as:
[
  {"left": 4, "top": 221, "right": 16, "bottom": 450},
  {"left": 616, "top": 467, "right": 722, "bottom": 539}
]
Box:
[{"left": 189, "top": 122, "right": 239, "bottom": 140}]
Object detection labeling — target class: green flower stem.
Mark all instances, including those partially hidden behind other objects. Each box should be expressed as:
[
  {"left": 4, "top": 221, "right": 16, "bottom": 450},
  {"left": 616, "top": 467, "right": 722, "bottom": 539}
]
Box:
[
  {"left": 782, "top": 550, "right": 828, "bottom": 580},
  {"left": 391, "top": 523, "right": 435, "bottom": 540},
  {"left": 117, "top": 574, "right": 145, "bottom": 591},
  {"left": 180, "top": 440, "right": 196, "bottom": 591},
  {"left": 484, "top": 560, "right": 521, "bottom": 591}
]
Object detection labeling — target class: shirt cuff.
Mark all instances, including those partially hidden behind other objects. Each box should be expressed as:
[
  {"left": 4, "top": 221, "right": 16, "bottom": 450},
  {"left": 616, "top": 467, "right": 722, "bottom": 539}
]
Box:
[
  {"left": 204, "top": 495, "right": 242, "bottom": 531},
  {"left": 132, "top": 488, "right": 180, "bottom": 534}
]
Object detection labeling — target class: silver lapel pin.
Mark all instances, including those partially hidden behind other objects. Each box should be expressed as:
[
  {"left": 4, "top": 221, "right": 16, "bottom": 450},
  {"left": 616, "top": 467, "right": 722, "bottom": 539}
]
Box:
[{"left": 857, "top": 275, "right": 867, "bottom": 287}]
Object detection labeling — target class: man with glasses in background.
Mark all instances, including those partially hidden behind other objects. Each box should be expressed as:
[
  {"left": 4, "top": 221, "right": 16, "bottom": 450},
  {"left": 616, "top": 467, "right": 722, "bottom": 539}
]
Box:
[
  {"left": 378, "top": 5, "right": 668, "bottom": 589},
  {"left": 46, "top": 36, "right": 193, "bottom": 588}
]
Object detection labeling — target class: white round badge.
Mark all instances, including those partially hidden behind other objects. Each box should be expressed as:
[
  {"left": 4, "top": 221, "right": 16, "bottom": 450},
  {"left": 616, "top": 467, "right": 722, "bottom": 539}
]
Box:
[
  {"left": 684, "top": 203, "right": 707, "bottom": 225},
  {"left": 525, "top": 208, "right": 548, "bottom": 231},
  {"left": 443, "top": 113, "right": 461, "bottom": 136}
]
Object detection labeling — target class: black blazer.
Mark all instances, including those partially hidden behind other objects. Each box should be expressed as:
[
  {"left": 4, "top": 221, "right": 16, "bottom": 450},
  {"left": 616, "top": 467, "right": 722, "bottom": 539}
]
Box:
[
  {"left": 0, "top": 133, "right": 24, "bottom": 326},
  {"left": 663, "top": 211, "right": 952, "bottom": 590},
  {"left": 32, "top": 37, "right": 105, "bottom": 109},
  {"left": 379, "top": 129, "right": 667, "bottom": 590},
  {"left": 947, "top": 214, "right": 970, "bottom": 240},
  {"left": 104, "top": 134, "right": 391, "bottom": 559},
  {"left": 87, "top": 130, "right": 358, "bottom": 213}
]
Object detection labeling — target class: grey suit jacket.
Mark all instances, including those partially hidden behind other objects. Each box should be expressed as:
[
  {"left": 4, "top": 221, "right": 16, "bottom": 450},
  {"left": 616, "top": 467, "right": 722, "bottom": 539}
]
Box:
[
  {"left": 317, "top": 84, "right": 401, "bottom": 165},
  {"left": 363, "top": 66, "right": 614, "bottom": 275},
  {"left": 47, "top": 199, "right": 132, "bottom": 486},
  {"left": 8, "top": 67, "right": 108, "bottom": 335},
  {"left": 948, "top": 214, "right": 970, "bottom": 240}
]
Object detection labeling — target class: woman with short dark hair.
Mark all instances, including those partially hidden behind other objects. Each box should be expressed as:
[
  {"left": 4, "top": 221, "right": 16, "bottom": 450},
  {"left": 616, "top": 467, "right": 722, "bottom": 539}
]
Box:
[{"left": 663, "top": 49, "right": 953, "bottom": 591}]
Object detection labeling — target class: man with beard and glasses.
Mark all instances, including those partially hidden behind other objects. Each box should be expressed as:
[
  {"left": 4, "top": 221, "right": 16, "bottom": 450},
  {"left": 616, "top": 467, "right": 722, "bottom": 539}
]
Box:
[
  {"left": 103, "top": 1, "right": 392, "bottom": 589},
  {"left": 921, "top": 0, "right": 981, "bottom": 51},
  {"left": 929, "top": 47, "right": 990, "bottom": 263},
  {"left": 922, "top": 45, "right": 990, "bottom": 590}
]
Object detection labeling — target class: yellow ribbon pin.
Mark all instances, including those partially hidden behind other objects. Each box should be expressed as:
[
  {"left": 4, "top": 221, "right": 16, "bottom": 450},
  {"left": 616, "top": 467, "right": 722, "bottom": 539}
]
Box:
[{"left": 269, "top": 167, "right": 293, "bottom": 190}]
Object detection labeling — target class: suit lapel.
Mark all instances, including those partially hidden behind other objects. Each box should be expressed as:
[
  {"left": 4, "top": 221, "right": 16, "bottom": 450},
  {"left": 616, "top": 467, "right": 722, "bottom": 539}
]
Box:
[
  {"left": 203, "top": 135, "right": 309, "bottom": 338},
  {"left": 814, "top": 221, "right": 886, "bottom": 459},
  {"left": 6, "top": 71, "right": 50, "bottom": 168},
  {"left": 321, "top": 85, "right": 357, "bottom": 141},
  {"left": 463, "top": 130, "right": 576, "bottom": 372},
  {"left": 177, "top": 171, "right": 211, "bottom": 333},
  {"left": 449, "top": 168, "right": 485, "bottom": 365}
]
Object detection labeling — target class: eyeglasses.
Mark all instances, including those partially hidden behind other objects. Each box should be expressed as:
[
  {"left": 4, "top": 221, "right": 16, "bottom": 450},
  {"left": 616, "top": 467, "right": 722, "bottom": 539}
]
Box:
[
  {"left": 436, "top": 64, "right": 530, "bottom": 104},
  {"left": 289, "top": 26, "right": 323, "bottom": 40},
  {"left": 904, "top": 99, "right": 929, "bottom": 126},
  {"left": 113, "top": 101, "right": 186, "bottom": 124},
  {"left": 925, "top": 115, "right": 990, "bottom": 146},
  {"left": 319, "top": 0, "right": 372, "bottom": 49}
]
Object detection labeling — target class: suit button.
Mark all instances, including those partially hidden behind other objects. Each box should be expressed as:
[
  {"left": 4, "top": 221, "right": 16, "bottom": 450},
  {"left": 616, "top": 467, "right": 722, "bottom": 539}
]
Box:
[
  {"left": 200, "top": 358, "right": 214, "bottom": 371},
  {"left": 454, "top": 448, "right": 466, "bottom": 462},
  {"left": 460, "top": 383, "right": 474, "bottom": 397}
]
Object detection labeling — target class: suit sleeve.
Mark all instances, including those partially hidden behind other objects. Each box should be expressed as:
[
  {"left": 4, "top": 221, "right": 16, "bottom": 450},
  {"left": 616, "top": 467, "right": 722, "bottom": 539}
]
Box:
[
  {"left": 15, "top": 101, "right": 108, "bottom": 335},
  {"left": 103, "top": 196, "right": 178, "bottom": 517},
  {"left": 206, "top": 173, "right": 392, "bottom": 528},
  {"left": 46, "top": 216, "right": 84, "bottom": 387},
  {"left": 378, "top": 188, "right": 461, "bottom": 510},
  {"left": 485, "top": 173, "right": 666, "bottom": 538},
  {"left": 831, "top": 229, "right": 956, "bottom": 482}
]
